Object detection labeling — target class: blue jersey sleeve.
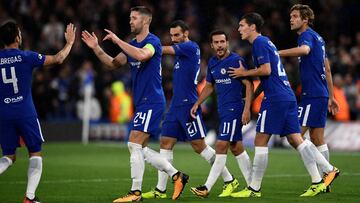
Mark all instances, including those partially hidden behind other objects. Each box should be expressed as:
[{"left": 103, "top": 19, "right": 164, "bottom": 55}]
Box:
[
  {"left": 253, "top": 41, "right": 270, "bottom": 66},
  {"left": 206, "top": 58, "right": 215, "bottom": 83},
  {"left": 299, "top": 32, "right": 313, "bottom": 50},
  {"left": 206, "top": 68, "right": 214, "bottom": 83},
  {"left": 172, "top": 42, "right": 194, "bottom": 57},
  {"left": 23, "top": 51, "right": 45, "bottom": 69},
  {"left": 205, "top": 59, "right": 215, "bottom": 84}
]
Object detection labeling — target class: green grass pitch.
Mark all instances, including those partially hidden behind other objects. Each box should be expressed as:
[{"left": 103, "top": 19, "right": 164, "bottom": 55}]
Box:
[{"left": 0, "top": 142, "right": 359, "bottom": 203}]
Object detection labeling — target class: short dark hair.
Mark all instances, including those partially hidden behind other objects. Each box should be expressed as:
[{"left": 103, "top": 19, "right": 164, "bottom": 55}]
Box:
[
  {"left": 131, "top": 6, "right": 152, "bottom": 18},
  {"left": 241, "top": 13, "right": 264, "bottom": 32},
  {"left": 0, "top": 21, "right": 20, "bottom": 46},
  {"left": 170, "top": 20, "right": 189, "bottom": 32},
  {"left": 290, "top": 4, "right": 315, "bottom": 26},
  {"left": 209, "top": 30, "right": 228, "bottom": 42}
]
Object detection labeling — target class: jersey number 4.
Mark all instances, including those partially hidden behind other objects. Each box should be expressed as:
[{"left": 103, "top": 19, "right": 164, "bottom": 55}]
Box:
[{"left": 1, "top": 66, "right": 19, "bottom": 94}]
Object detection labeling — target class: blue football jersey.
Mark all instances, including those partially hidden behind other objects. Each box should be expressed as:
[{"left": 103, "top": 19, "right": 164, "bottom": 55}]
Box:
[
  {"left": 252, "top": 35, "right": 296, "bottom": 102},
  {"left": 170, "top": 41, "right": 200, "bottom": 106},
  {"left": 298, "top": 28, "right": 329, "bottom": 98},
  {"left": 0, "top": 49, "right": 45, "bottom": 120},
  {"left": 206, "top": 52, "right": 246, "bottom": 112},
  {"left": 127, "top": 33, "right": 165, "bottom": 106}
]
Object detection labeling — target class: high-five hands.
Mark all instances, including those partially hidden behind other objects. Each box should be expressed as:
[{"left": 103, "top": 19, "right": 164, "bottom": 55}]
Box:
[
  {"left": 65, "top": 23, "right": 76, "bottom": 45},
  {"left": 81, "top": 30, "right": 99, "bottom": 49},
  {"left": 103, "top": 29, "right": 121, "bottom": 44}
]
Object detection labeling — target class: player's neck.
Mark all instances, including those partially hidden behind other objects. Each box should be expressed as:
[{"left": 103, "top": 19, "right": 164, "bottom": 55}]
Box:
[
  {"left": 218, "top": 50, "right": 230, "bottom": 60},
  {"left": 136, "top": 28, "right": 149, "bottom": 42},
  {"left": 4, "top": 42, "right": 19, "bottom": 49},
  {"left": 297, "top": 25, "right": 309, "bottom": 35},
  {"left": 249, "top": 33, "right": 261, "bottom": 44}
]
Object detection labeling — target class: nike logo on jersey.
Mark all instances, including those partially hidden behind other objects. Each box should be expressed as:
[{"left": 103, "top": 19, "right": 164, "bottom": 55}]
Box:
[
  {"left": 189, "top": 133, "right": 196, "bottom": 137},
  {"left": 220, "top": 133, "right": 228, "bottom": 136}
]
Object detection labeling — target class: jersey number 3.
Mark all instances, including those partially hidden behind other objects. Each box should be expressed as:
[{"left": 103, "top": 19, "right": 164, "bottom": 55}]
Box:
[{"left": 1, "top": 66, "right": 19, "bottom": 94}]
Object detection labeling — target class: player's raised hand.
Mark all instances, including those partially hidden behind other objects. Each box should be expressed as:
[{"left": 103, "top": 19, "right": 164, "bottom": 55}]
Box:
[
  {"left": 228, "top": 60, "right": 246, "bottom": 78},
  {"left": 64, "top": 23, "right": 76, "bottom": 45},
  {"left": 82, "top": 30, "right": 99, "bottom": 49},
  {"left": 190, "top": 103, "right": 199, "bottom": 119},
  {"left": 328, "top": 97, "right": 340, "bottom": 115},
  {"left": 103, "top": 29, "right": 120, "bottom": 44},
  {"left": 241, "top": 109, "right": 251, "bottom": 125}
]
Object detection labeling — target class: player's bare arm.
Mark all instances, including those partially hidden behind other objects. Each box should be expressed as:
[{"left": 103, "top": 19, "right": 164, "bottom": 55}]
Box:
[
  {"left": 228, "top": 62, "right": 271, "bottom": 78},
  {"left": 324, "top": 58, "right": 339, "bottom": 115},
  {"left": 44, "top": 23, "right": 76, "bottom": 66},
  {"left": 103, "top": 29, "right": 154, "bottom": 62},
  {"left": 278, "top": 44, "right": 310, "bottom": 57},
  {"left": 241, "top": 79, "right": 254, "bottom": 125},
  {"left": 162, "top": 46, "right": 176, "bottom": 55},
  {"left": 190, "top": 82, "right": 214, "bottom": 118},
  {"left": 81, "top": 30, "right": 126, "bottom": 69}
]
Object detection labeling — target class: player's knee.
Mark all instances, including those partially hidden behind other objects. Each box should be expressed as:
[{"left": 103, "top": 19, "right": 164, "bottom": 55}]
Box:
[
  {"left": 230, "top": 142, "right": 244, "bottom": 156},
  {"left": 309, "top": 136, "right": 324, "bottom": 146},
  {"left": 128, "top": 130, "right": 149, "bottom": 145},
  {"left": 160, "top": 137, "right": 175, "bottom": 150},
  {"left": 254, "top": 133, "right": 270, "bottom": 146},
  {"left": 191, "top": 140, "right": 206, "bottom": 154},
  {"left": 29, "top": 151, "right": 42, "bottom": 157},
  {"left": 192, "top": 145, "right": 203, "bottom": 154},
  {"left": 287, "top": 134, "right": 303, "bottom": 148},
  {"left": 215, "top": 142, "right": 229, "bottom": 154}
]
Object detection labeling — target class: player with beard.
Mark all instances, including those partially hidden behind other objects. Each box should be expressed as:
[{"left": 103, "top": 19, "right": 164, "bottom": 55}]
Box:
[
  {"left": 228, "top": 12, "right": 339, "bottom": 197},
  {"left": 0, "top": 21, "right": 75, "bottom": 203},
  {"left": 82, "top": 6, "right": 188, "bottom": 202},
  {"left": 142, "top": 21, "right": 239, "bottom": 199},
  {"left": 190, "top": 30, "right": 253, "bottom": 198},
  {"left": 278, "top": 5, "right": 339, "bottom": 192}
]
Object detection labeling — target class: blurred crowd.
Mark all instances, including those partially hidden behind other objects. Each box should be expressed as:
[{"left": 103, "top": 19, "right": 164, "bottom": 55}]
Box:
[{"left": 0, "top": 0, "right": 359, "bottom": 123}]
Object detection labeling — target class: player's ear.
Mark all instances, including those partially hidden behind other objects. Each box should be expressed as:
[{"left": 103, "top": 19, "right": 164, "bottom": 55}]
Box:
[
  {"left": 144, "top": 16, "right": 152, "bottom": 25},
  {"left": 15, "top": 35, "right": 20, "bottom": 44},
  {"left": 250, "top": 24, "right": 256, "bottom": 32},
  {"left": 303, "top": 17, "right": 309, "bottom": 24},
  {"left": 184, "top": 30, "right": 189, "bottom": 38}
]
